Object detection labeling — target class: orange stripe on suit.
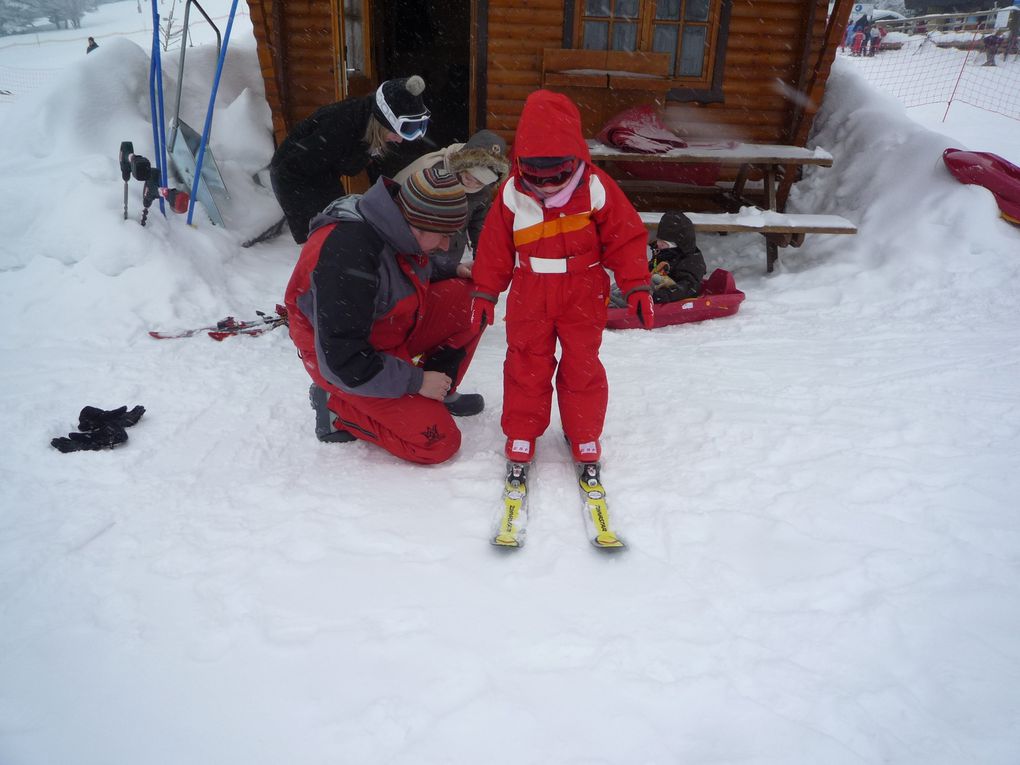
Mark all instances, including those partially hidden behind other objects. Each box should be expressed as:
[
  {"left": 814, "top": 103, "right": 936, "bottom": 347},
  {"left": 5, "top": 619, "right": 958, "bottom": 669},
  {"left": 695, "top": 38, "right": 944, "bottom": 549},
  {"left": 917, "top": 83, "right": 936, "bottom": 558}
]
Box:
[{"left": 512, "top": 212, "right": 594, "bottom": 247}]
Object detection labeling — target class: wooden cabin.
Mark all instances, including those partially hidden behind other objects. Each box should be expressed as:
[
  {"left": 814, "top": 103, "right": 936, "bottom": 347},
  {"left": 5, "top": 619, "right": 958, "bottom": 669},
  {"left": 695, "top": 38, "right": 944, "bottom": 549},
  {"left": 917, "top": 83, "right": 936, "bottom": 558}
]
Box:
[{"left": 245, "top": 0, "right": 856, "bottom": 208}]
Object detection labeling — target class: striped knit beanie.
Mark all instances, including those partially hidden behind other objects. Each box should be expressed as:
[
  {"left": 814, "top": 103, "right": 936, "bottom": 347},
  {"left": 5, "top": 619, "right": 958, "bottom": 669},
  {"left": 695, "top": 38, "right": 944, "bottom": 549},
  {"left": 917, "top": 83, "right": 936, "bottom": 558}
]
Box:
[{"left": 396, "top": 166, "right": 468, "bottom": 233}]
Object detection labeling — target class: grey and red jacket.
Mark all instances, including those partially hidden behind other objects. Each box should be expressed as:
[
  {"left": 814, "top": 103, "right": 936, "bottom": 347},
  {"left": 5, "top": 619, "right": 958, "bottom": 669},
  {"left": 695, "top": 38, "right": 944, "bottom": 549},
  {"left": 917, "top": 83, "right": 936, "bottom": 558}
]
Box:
[{"left": 284, "top": 178, "right": 432, "bottom": 398}]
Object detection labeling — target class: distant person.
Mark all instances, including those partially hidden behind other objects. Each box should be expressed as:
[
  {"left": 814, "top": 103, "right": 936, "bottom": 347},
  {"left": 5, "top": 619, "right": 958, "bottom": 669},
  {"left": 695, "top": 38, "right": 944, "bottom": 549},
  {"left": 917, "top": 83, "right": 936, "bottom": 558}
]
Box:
[
  {"left": 851, "top": 28, "right": 866, "bottom": 56},
  {"left": 868, "top": 26, "right": 881, "bottom": 55},
  {"left": 270, "top": 75, "right": 430, "bottom": 244},
  {"left": 394, "top": 129, "right": 509, "bottom": 282},
  {"left": 842, "top": 24, "right": 855, "bottom": 51},
  {"left": 86, "top": 37, "right": 99, "bottom": 54},
  {"left": 861, "top": 25, "right": 873, "bottom": 55},
  {"left": 982, "top": 32, "right": 1004, "bottom": 66}
]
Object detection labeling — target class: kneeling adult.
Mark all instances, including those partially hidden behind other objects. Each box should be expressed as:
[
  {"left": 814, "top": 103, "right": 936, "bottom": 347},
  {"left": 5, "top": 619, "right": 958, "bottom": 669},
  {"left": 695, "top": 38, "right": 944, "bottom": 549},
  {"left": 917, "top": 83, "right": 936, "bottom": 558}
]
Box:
[{"left": 285, "top": 166, "right": 486, "bottom": 464}]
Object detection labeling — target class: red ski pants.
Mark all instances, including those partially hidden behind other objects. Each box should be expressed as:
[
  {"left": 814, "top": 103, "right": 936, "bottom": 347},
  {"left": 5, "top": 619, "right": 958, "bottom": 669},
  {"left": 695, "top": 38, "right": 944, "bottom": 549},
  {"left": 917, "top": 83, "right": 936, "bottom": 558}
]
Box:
[
  {"left": 318, "top": 278, "right": 482, "bottom": 465},
  {"left": 501, "top": 268, "right": 610, "bottom": 445}
]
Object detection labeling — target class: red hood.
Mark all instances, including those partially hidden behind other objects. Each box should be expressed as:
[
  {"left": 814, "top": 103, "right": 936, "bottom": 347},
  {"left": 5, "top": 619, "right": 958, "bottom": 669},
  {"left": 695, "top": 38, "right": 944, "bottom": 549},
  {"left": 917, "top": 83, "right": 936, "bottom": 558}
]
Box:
[{"left": 511, "top": 90, "right": 591, "bottom": 165}]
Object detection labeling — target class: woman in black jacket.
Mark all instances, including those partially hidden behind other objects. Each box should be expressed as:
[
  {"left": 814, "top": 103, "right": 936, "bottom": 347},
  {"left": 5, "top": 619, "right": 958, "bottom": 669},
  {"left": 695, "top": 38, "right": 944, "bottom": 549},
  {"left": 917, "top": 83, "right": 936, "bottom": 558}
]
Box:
[{"left": 270, "top": 75, "right": 430, "bottom": 243}]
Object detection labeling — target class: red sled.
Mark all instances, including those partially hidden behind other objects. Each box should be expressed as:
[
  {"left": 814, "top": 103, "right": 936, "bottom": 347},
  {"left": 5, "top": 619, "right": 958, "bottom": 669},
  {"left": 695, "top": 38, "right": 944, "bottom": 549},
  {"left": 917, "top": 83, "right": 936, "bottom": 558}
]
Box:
[
  {"left": 942, "top": 148, "right": 1020, "bottom": 225},
  {"left": 607, "top": 269, "right": 745, "bottom": 330}
]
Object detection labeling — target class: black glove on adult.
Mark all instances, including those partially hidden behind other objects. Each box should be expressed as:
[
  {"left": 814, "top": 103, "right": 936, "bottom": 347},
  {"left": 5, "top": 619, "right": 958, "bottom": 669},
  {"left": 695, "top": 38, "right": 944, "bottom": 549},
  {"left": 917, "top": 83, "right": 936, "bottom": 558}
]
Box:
[
  {"left": 423, "top": 346, "right": 466, "bottom": 381},
  {"left": 51, "top": 424, "right": 129, "bottom": 453},
  {"left": 78, "top": 405, "right": 146, "bottom": 431}
]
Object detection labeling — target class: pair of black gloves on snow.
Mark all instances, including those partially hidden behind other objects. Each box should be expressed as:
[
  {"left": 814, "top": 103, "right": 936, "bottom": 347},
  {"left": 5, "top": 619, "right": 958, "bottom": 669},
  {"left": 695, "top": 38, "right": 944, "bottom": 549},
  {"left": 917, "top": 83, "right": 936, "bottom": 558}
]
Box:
[{"left": 51, "top": 405, "right": 146, "bottom": 453}]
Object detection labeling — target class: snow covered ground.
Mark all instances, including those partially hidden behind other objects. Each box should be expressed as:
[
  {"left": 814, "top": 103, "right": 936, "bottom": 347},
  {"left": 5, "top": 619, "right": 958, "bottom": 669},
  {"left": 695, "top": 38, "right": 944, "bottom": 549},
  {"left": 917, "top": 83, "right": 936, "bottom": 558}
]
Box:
[{"left": 2, "top": 5, "right": 1020, "bottom": 764}]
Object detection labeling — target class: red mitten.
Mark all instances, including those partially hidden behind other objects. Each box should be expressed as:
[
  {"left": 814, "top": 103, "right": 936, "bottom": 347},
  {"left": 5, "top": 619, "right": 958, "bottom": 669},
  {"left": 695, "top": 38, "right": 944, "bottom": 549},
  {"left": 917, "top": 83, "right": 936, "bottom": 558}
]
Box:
[
  {"left": 469, "top": 291, "right": 497, "bottom": 334},
  {"left": 627, "top": 289, "right": 655, "bottom": 330}
]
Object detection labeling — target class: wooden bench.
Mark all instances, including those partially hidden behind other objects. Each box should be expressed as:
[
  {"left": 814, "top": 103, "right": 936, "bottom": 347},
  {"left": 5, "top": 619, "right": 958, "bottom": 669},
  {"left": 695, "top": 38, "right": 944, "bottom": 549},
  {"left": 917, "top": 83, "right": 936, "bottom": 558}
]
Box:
[{"left": 640, "top": 210, "right": 858, "bottom": 272}]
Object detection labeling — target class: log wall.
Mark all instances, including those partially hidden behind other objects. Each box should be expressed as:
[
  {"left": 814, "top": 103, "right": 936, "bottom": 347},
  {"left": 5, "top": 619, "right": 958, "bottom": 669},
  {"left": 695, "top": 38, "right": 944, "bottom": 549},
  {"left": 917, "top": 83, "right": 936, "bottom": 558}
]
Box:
[
  {"left": 249, "top": 0, "right": 339, "bottom": 145},
  {"left": 484, "top": 0, "right": 831, "bottom": 147},
  {"left": 246, "top": 0, "right": 841, "bottom": 197}
]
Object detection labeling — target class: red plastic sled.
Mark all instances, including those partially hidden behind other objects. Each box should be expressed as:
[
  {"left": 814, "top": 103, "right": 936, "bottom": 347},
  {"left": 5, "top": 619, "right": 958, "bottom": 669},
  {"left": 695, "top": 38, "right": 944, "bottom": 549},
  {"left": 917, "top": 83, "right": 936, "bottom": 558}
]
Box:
[
  {"left": 942, "top": 148, "right": 1020, "bottom": 225},
  {"left": 607, "top": 269, "right": 745, "bottom": 330}
]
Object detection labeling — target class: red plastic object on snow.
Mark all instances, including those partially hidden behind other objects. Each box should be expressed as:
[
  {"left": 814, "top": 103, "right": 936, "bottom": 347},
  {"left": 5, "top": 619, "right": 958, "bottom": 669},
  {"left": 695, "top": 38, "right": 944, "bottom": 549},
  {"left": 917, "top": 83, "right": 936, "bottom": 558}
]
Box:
[
  {"left": 942, "top": 148, "right": 1020, "bottom": 225},
  {"left": 596, "top": 105, "right": 720, "bottom": 187},
  {"left": 607, "top": 269, "right": 745, "bottom": 330}
]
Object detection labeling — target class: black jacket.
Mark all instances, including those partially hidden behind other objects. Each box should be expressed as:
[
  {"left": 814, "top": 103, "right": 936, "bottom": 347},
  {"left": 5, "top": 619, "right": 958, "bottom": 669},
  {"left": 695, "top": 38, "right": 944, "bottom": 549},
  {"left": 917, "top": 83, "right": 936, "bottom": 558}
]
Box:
[
  {"left": 652, "top": 211, "right": 706, "bottom": 300},
  {"left": 270, "top": 96, "right": 377, "bottom": 185}
]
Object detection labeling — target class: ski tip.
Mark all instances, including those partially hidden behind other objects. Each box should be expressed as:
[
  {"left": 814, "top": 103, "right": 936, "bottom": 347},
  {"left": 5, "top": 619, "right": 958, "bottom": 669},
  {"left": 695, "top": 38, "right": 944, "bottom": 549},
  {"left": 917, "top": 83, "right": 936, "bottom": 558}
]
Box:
[
  {"left": 492, "top": 533, "right": 523, "bottom": 548},
  {"left": 593, "top": 532, "right": 625, "bottom": 550}
]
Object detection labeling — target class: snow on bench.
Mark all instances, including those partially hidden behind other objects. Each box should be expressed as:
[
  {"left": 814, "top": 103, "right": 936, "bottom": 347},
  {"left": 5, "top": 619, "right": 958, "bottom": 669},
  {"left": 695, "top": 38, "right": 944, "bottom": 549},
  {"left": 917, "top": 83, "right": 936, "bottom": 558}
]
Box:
[
  {"left": 588, "top": 139, "right": 835, "bottom": 167},
  {"left": 639, "top": 209, "right": 858, "bottom": 235}
]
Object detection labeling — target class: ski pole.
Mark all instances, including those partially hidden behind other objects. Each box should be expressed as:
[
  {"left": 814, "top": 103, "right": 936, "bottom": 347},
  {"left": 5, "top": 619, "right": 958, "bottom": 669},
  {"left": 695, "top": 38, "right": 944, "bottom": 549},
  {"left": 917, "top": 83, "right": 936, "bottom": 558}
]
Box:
[
  {"left": 119, "top": 141, "right": 134, "bottom": 220},
  {"left": 141, "top": 167, "right": 160, "bottom": 227}
]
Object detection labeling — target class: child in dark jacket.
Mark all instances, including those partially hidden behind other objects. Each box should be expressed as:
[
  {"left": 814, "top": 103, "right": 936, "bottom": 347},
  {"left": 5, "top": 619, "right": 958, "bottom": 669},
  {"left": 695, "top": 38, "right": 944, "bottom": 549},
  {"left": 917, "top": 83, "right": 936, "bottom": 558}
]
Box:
[
  {"left": 610, "top": 211, "right": 707, "bottom": 307},
  {"left": 649, "top": 211, "right": 707, "bottom": 301}
]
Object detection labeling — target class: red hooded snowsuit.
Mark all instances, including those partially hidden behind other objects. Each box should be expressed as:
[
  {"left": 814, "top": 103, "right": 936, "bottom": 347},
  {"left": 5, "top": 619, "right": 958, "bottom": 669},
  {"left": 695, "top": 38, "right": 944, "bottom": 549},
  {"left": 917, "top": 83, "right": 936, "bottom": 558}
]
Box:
[{"left": 471, "top": 90, "right": 650, "bottom": 449}]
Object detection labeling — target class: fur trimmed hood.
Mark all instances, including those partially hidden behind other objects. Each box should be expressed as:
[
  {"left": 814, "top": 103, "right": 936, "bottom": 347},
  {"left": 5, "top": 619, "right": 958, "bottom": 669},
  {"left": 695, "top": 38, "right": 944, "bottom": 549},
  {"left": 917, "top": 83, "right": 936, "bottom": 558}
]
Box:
[{"left": 447, "top": 130, "right": 509, "bottom": 186}]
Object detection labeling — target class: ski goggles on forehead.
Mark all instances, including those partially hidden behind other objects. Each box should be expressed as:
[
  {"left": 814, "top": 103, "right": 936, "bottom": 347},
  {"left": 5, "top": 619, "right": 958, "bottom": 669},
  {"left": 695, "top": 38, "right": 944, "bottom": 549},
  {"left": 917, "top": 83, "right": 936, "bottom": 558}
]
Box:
[{"left": 375, "top": 88, "right": 430, "bottom": 140}]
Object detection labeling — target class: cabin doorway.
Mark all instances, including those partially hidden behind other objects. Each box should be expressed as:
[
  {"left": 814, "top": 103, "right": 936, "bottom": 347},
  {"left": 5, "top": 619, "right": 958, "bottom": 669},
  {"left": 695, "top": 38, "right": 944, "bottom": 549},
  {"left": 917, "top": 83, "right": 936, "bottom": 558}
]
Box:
[
  {"left": 336, "top": 0, "right": 375, "bottom": 99},
  {"left": 371, "top": 0, "right": 471, "bottom": 149}
]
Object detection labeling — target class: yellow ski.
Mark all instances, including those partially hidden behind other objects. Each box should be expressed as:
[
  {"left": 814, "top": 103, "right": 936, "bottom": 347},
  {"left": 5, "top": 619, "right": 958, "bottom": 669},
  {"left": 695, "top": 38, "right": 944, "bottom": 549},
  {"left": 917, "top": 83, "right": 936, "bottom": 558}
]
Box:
[
  {"left": 577, "top": 462, "right": 625, "bottom": 550},
  {"left": 491, "top": 461, "right": 530, "bottom": 548}
]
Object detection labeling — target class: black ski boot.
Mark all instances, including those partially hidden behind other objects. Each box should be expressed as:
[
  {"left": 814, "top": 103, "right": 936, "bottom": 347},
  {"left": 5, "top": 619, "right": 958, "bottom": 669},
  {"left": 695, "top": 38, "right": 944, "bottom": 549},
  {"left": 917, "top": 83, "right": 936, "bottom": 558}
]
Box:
[
  {"left": 443, "top": 392, "right": 485, "bottom": 416},
  {"left": 309, "top": 384, "right": 356, "bottom": 443}
]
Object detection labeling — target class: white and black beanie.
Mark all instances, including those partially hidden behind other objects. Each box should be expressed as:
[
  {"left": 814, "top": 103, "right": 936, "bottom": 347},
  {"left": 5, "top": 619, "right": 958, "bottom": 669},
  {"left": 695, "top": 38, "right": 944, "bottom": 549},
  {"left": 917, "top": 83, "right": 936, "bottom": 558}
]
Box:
[{"left": 373, "top": 76, "right": 427, "bottom": 129}]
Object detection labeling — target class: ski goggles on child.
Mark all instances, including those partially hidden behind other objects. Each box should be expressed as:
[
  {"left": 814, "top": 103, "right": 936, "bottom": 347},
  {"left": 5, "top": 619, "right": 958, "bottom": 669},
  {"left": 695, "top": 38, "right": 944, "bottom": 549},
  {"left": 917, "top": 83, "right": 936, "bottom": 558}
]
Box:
[
  {"left": 518, "top": 156, "right": 577, "bottom": 187},
  {"left": 375, "top": 88, "right": 431, "bottom": 140}
]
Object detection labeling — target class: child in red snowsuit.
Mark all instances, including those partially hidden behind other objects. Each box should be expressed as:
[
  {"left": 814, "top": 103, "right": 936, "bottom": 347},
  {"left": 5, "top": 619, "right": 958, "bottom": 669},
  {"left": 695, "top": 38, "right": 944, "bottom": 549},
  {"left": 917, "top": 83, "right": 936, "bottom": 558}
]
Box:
[
  {"left": 851, "top": 30, "right": 866, "bottom": 56},
  {"left": 468, "top": 90, "right": 653, "bottom": 465}
]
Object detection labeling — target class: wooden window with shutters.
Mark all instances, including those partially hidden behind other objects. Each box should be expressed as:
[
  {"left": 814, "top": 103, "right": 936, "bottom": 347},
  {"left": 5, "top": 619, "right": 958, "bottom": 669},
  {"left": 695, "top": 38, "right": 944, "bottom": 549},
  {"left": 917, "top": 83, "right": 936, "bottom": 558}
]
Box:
[{"left": 570, "top": 0, "right": 731, "bottom": 100}]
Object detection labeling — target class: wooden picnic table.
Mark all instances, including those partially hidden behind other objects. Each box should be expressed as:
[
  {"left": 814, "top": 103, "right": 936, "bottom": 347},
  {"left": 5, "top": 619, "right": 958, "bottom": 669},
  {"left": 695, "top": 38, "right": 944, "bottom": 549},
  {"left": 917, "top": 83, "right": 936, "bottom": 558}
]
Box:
[
  {"left": 586, "top": 139, "right": 855, "bottom": 272},
  {"left": 586, "top": 139, "right": 834, "bottom": 211}
]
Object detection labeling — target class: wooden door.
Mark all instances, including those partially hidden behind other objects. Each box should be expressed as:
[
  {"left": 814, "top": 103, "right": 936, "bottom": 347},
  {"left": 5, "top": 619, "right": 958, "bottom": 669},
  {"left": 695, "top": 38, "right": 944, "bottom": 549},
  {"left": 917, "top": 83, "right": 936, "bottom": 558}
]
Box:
[
  {"left": 335, "top": 0, "right": 375, "bottom": 99},
  {"left": 334, "top": 0, "right": 376, "bottom": 192}
]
